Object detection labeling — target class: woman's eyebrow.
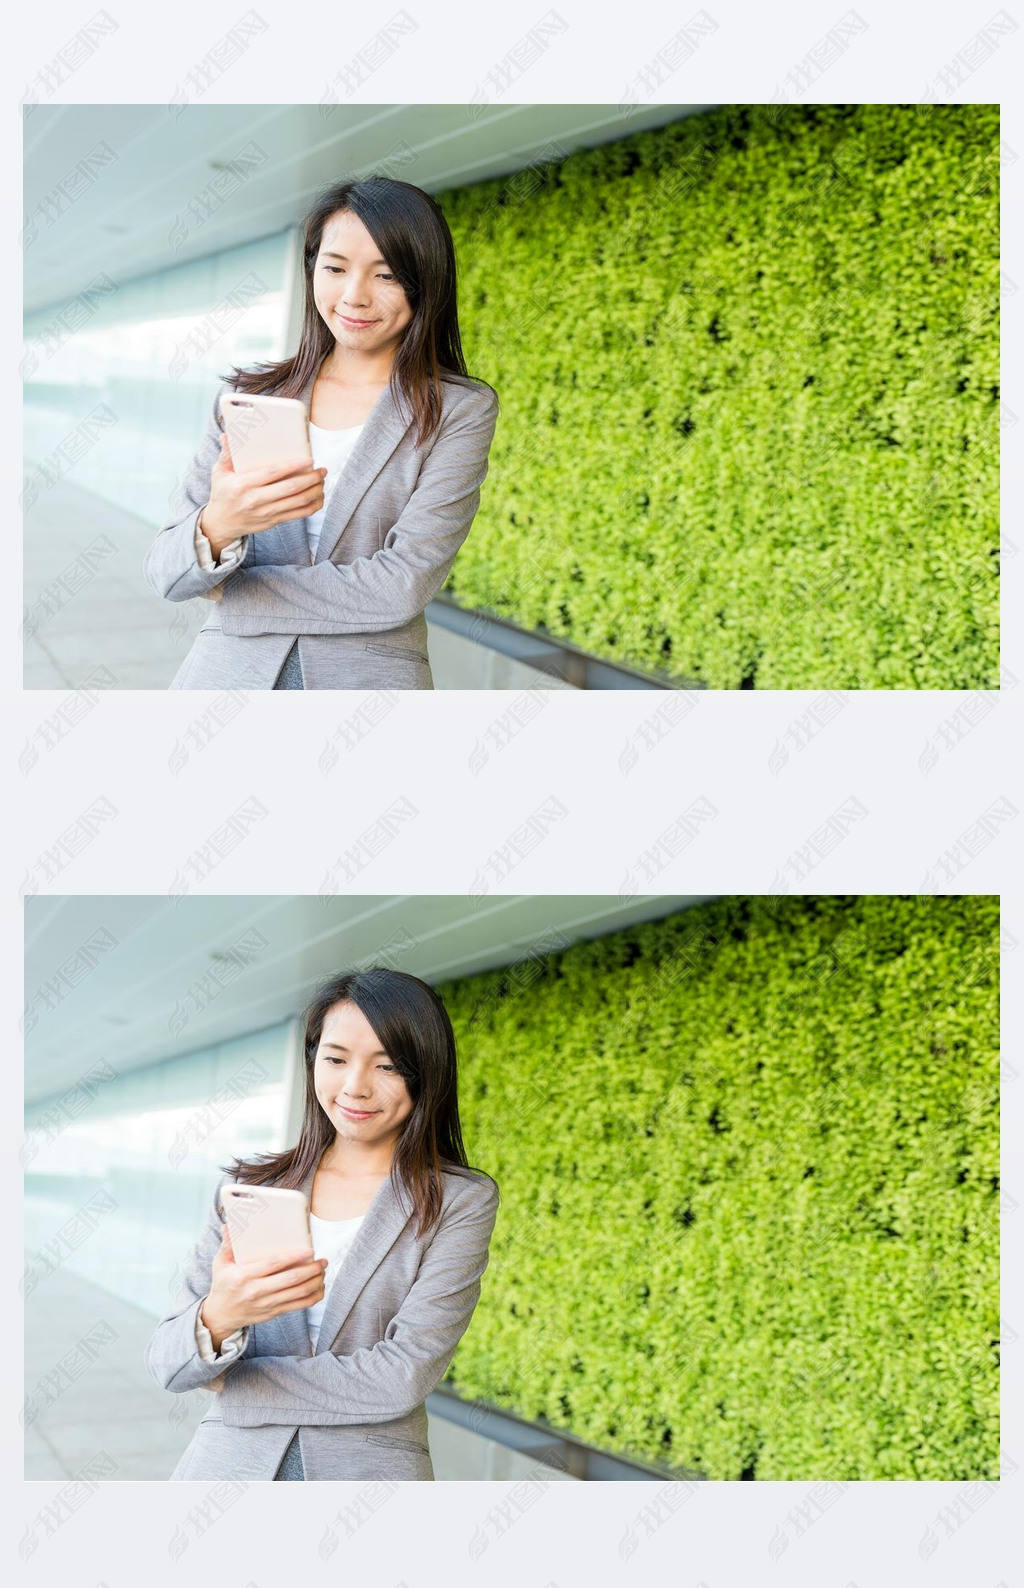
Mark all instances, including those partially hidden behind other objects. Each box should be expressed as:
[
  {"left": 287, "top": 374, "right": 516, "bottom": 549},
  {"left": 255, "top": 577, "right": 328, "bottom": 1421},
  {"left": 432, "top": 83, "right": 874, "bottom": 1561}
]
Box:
[{"left": 320, "top": 251, "right": 389, "bottom": 267}]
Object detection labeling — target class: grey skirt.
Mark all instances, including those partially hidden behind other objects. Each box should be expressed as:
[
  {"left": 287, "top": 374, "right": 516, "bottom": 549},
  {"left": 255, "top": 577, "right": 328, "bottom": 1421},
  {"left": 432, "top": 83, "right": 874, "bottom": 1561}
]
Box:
[
  {"left": 274, "top": 1432, "right": 305, "bottom": 1480},
  {"left": 273, "top": 643, "right": 304, "bottom": 690}
]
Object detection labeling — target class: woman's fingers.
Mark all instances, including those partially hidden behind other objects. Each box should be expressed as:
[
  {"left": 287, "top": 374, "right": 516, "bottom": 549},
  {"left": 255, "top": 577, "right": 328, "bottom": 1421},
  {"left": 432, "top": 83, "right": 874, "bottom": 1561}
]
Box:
[
  {"left": 252, "top": 1275, "right": 327, "bottom": 1317},
  {"left": 234, "top": 456, "right": 318, "bottom": 490},
  {"left": 236, "top": 489, "right": 324, "bottom": 531},
  {"left": 239, "top": 1249, "right": 321, "bottom": 1281},
  {"left": 248, "top": 467, "right": 327, "bottom": 507},
  {"left": 260, "top": 487, "right": 325, "bottom": 523},
  {"left": 206, "top": 464, "right": 325, "bottom": 538},
  {"left": 217, "top": 1237, "right": 319, "bottom": 1276},
  {"left": 251, "top": 1257, "right": 327, "bottom": 1294},
  {"left": 219, "top": 481, "right": 323, "bottom": 529}
]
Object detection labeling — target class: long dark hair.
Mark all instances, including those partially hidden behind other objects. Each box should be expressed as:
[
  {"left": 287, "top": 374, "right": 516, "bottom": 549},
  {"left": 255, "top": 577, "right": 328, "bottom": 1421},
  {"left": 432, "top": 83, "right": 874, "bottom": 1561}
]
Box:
[
  {"left": 223, "top": 176, "right": 496, "bottom": 449},
  {"left": 223, "top": 969, "right": 494, "bottom": 1238}
]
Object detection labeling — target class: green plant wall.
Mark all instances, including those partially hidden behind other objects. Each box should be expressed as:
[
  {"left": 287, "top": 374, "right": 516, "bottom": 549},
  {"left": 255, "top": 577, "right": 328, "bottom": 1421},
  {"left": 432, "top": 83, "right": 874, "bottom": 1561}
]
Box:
[
  {"left": 437, "top": 105, "right": 999, "bottom": 689},
  {"left": 440, "top": 896, "right": 1000, "bottom": 1479}
]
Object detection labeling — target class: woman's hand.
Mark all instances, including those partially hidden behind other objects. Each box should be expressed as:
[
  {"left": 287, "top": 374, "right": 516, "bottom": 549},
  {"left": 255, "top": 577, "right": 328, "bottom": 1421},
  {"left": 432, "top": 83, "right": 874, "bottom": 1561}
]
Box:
[
  {"left": 199, "top": 1224, "right": 328, "bottom": 1349},
  {"left": 200, "top": 434, "right": 328, "bottom": 558}
]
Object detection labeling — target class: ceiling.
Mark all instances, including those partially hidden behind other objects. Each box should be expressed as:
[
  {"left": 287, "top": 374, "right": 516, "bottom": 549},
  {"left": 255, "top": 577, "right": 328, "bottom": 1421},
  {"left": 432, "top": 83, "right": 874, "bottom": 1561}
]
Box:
[
  {"left": 23, "top": 894, "right": 715, "bottom": 1105},
  {"left": 23, "top": 102, "right": 715, "bottom": 314}
]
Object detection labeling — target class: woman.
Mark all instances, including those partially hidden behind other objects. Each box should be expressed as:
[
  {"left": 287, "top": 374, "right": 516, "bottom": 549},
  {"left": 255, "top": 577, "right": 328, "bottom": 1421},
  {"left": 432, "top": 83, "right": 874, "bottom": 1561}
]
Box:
[
  {"left": 144, "top": 177, "right": 499, "bottom": 690},
  {"left": 144, "top": 969, "right": 499, "bottom": 1480}
]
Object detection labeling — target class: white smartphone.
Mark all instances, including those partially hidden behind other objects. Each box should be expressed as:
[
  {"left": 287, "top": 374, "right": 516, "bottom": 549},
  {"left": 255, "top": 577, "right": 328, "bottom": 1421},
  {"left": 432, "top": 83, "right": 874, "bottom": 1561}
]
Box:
[
  {"left": 219, "top": 392, "right": 312, "bottom": 475},
  {"left": 220, "top": 1184, "right": 312, "bottom": 1264}
]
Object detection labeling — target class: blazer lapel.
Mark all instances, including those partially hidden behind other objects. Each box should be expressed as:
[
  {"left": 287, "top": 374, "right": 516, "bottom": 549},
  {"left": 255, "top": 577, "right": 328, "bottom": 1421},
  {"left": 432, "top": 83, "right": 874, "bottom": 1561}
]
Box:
[
  {"left": 313, "top": 1168, "right": 415, "bottom": 1356},
  {"left": 312, "top": 379, "right": 414, "bottom": 566}
]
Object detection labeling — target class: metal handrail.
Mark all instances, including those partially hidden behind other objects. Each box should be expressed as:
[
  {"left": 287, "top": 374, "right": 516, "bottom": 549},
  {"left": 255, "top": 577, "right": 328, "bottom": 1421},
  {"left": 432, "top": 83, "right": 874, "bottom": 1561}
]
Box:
[
  {"left": 427, "top": 593, "right": 706, "bottom": 691},
  {"left": 426, "top": 1384, "right": 706, "bottom": 1481}
]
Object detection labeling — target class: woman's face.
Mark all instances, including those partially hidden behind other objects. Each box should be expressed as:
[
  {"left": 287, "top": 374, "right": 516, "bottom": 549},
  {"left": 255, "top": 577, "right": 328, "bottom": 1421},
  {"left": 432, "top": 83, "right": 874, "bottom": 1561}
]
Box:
[
  {"left": 312, "top": 209, "right": 413, "bottom": 363},
  {"left": 314, "top": 1000, "right": 414, "bottom": 1151}
]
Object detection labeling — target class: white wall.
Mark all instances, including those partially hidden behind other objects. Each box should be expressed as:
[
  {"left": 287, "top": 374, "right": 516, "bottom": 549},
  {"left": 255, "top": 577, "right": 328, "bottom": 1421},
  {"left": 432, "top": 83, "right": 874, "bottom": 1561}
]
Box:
[
  {"left": 23, "top": 228, "right": 297, "bottom": 528},
  {"left": 23, "top": 1020, "right": 294, "bottom": 1318}
]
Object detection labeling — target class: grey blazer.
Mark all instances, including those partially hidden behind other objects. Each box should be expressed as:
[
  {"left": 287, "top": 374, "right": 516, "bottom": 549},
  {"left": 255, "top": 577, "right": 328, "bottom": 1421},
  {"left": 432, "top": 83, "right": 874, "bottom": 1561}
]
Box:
[
  {"left": 143, "top": 371, "right": 499, "bottom": 690},
  {"left": 143, "top": 1162, "right": 499, "bottom": 1481}
]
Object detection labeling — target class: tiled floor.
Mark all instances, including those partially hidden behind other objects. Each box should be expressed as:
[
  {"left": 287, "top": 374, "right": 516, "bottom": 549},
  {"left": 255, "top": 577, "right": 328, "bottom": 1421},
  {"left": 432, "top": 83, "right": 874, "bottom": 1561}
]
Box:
[
  {"left": 23, "top": 1267, "right": 204, "bottom": 1481},
  {"left": 23, "top": 478, "right": 205, "bottom": 691},
  {"left": 24, "top": 1267, "right": 575, "bottom": 1482}
]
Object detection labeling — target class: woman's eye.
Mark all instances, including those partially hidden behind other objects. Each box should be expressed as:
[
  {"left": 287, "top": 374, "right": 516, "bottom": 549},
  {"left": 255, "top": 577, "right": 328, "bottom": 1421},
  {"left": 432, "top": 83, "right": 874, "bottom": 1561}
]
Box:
[
  {"left": 322, "top": 266, "right": 394, "bottom": 279},
  {"left": 323, "top": 1056, "right": 395, "bottom": 1070}
]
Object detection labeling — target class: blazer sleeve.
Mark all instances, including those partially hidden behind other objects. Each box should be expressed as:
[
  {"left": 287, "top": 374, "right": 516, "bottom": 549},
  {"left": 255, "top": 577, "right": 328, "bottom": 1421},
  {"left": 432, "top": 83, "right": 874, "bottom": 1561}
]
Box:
[
  {"left": 143, "top": 1176, "right": 253, "bottom": 1393},
  {"left": 215, "top": 1177, "right": 499, "bottom": 1428},
  {"left": 142, "top": 385, "right": 255, "bottom": 603},
  {"left": 194, "top": 1308, "right": 250, "bottom": 1364},
  {"left": 212, "top": 388, "right": 499, "bottom": 638}
]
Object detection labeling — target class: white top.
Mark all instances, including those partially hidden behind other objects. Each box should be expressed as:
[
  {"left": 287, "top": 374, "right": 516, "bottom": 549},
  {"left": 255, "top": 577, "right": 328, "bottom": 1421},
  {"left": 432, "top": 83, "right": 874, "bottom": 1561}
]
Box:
[
  {"left": 194, "top": 1209, "right": 366, "bottom": 1363},
  {"left": 304, "top": 422, "right": 365, "bottom": 559},
  {"left": 304, "top": 1211, "right": 366, "bottom": 1349}
]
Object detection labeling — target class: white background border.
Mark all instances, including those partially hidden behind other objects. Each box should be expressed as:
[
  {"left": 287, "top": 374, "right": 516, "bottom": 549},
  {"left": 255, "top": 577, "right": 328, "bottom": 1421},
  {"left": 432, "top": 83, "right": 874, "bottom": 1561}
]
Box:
[{"left": 5, "top": 1, "right": 1020, "bottom": 1582}]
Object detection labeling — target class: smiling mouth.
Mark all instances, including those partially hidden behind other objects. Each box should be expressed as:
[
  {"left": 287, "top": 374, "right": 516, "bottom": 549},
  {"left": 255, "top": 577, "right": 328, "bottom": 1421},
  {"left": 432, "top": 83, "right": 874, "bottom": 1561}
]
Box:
[
  {"left": 338, "top": 315, "right": 377, "bottom": 327},
  {"left": 337, "top": 1105, "right": 379, "bottom": 1120}
]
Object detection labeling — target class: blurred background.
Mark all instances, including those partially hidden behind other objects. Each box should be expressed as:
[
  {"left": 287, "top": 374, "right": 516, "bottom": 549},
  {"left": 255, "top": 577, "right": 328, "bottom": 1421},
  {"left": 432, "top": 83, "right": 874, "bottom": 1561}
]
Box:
[
  {"left": 22, "top": 102, "right": 703, "bottom": 692},
  {"left": 23, "top": 893, "right": 703, "bottom": 1480},
  {"left": 24, "top": 894, "right": 1000, "bottom": 1481}
]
